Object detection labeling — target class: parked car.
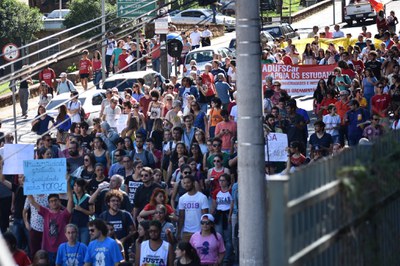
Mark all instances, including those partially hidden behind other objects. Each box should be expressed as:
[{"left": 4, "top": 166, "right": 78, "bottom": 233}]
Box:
[
  {"left": 184, "top": 46, "right": 234, "bottom": 73},
  {"left": 170, "top": 8, "right": 236, "bottom": 31},
  {"left": 262, "top": 23, "right": 300, "bottom": 40},
  {"left": 344, "top": 0, "right": 376, "bottom": 26},
  {"left": 43, "top": 9, "right": 70, "bottom": 30},
  {"left": 229, "top": 31, "right": 275, "bottom": 54},
  {"left": 102, "top": 70, "right": 165, "bottom": 97},
  {"left": 45, "top": 89, "right": 106, "bottom": 126}
]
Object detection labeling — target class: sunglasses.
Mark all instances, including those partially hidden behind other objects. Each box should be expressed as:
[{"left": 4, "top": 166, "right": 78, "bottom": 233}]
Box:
[
  {"left": 214, "top": 160, "right": 221, "bottom": 163},
  {"left": 183, "top": 171, "right": 191, "bottom": 175},
  {"left": 89, "top": 229, "right": 96, "bottom": 233},
  {"left": 141, "top": 174, "right": 149, "bottom": 177},
  {"left": 201, "top": 221, "right": 212, "bottom": 225},
  {"left": 213, "top": 144, "right": 221, "bottom": 147}
]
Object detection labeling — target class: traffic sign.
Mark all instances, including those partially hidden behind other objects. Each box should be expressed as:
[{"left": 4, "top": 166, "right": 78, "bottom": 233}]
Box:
[
  {"left": 117, "top": 0, "right": 156, "bottom": 18},
  {"left": 2, "top": 43, "right": 20, "bottom": 62}
]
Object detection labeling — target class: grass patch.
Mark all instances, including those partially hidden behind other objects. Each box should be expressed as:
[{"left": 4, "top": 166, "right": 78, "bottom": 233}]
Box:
[{"left": 0, "top": 83, "right": 10, "bottom": 96}]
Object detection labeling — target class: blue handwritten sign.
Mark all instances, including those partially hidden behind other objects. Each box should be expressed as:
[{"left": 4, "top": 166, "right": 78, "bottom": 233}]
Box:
[{"left": 23, "top": 158, "right": 67, "bottom": 195}]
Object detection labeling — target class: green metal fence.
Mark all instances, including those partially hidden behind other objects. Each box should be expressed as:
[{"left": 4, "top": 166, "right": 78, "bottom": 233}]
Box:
[{"left": 267, "top": 131, "right": 400, "bottom": 266}]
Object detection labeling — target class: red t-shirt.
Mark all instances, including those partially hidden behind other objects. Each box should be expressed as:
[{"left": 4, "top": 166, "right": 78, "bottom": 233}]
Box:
[
  {"left": 215, "top": 120, "right": 237, "bottom": 150},
  {"left": 209, "top": 168, "right": 226, "bottom": 196},
  {"left": 371, "top": 94, "right": 391, "bottom": 117},
  {"left": 118, "top": 53, "right": 129, "bottom": 71},
  {"left": 201, "top": 72, "right": 216, "bottom": 96},
  {"left": 92, "top": 59, "right": 102, "bottom": 71},
  {"left": 39, "top": 206, "right": 71, "bottom": 253},
  {"left": 351, "top": 59, "right": 365, "bottom": 75},
  {"left": 79, "top": 59, "right": 92, "bottom": 74},
  {"left": 139, "top": 97, "right": 152, "bottom": 119},
  {"left": 320, "top": 98, "right": 337, "bottom": 115},
  {"left": 39, "top": 68, "right": 56, "bottom": 87},
  {"left": 282, "top": 55, "right": 293, "bottom": 65}
]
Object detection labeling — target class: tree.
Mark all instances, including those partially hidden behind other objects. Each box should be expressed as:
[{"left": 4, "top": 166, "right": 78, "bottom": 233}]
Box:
[
  {"left": 0, "top": 0, "right": 43, "bottom": 43},
  {"left": 64, "top": 0, "right": 121, "bottom": 38}
]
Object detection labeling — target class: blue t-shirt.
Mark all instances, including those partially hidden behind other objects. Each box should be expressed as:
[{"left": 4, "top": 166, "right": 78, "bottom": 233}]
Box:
[
  {"left": 56, "top": 242, "right": 87, "bottom": 266},
  {"left": 36, "top": 115, "right": 54, "bottom": 135},
  {"left": 362, "top": 76, "right": 377, "bottom": 96},
  {"left": 215, "top": 81, "right": 231, "bottom": 104},
  {"left": 193, "top": 111, "right": 207, "bottom": 132},
  {"left": 84, "top": 237, "right": 123, "bottom": 265}
]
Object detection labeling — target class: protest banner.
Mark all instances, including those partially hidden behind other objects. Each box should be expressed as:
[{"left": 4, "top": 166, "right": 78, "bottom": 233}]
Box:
[
  {"left": 23, "top": 158, "right": 67, "bottom": 195},
  {"left": 265, "top": 133, "right": 288, "bottom": 162},
  {"left": 3, "top": 144, "right": 34, "bottom": 175},
  {"left": 262, "top": 64, "right": 336, "bottom": 96},
  {"left": 116, "top": 114, "right": 129, "bottom": 133}
]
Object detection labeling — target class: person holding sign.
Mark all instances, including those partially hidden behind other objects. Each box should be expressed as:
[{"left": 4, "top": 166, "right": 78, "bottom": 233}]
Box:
[{"left": 27, "top": 175, "right": 73, "bottom": 266}]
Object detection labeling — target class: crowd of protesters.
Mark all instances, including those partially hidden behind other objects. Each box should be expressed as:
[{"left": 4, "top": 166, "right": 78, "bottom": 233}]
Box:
[{"left": 0, "top": 16, "right": 400, "bottom": 266}]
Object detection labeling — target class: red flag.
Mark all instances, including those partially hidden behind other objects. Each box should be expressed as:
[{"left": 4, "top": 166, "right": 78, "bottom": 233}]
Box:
[{"left": 369, "top": 0, "right": 384, "bottom": 12}]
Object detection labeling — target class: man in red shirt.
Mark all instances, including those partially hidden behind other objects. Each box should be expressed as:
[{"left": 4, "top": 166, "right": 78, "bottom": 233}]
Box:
[
  {"left": 118, "top": 47, "right": 130, "bottom": 73},
  {"left": 150, "top": 37, "right": 161, "bottom": 73},
  {"left": 39, "top": 65, "right": 56, "bottom": 95},
  {"left": 371, "top": 83, "right": 391, "bottom": 118},
  {"left": 79, "top": 49, "right": 92, "bottom": 90},
  {"left": 281, "top": 49, "right": 293, "bottom": 65},
  {"left": 215, "top": 109, "right": 237, "bottom": 153}
]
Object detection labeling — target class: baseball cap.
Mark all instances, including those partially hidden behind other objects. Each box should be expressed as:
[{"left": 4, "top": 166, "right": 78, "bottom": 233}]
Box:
[
  {"left": 112, "top": 87, "right": 119, "bottom": 93},
  {"left": 339, "top": 90, "right": 349, "bottom": 96},
  {"left": 59, "top": 72, "right": 67, "bottom": 78},
  {"left": 201, "top": 214, "right": 215, "bottom": 222}
]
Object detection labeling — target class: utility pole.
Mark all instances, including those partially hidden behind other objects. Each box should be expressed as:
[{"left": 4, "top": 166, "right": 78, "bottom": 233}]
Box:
[
  {"left": 236, "top": 0, "right": 267, "bottom": 266},
  {"left": 158, "top": 0, "right": 168, "bottom": 78},
  {"left": 101, "top": 0, "right": 106, "bottom": 83}
]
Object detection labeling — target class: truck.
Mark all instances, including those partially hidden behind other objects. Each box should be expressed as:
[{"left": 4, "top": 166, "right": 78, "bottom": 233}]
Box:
[{"left": 344, "top": 0, "right": 377, "bottom": 26}]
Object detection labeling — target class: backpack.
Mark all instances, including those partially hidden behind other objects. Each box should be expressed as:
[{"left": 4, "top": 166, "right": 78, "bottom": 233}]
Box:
[{"left": 68, "top": 101, "right": 86, "bottom": 122}]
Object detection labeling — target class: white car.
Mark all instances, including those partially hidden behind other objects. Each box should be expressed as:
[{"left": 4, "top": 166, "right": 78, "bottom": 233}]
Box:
[
  {"left": 102, "top": 70, "right": 165, "bottom": 98},
  {"left": 43, "top": 9, "right": 70, "bottom": 30},
  {"left": 45, "top": 89, "right": 106, "bottom": 126},
  {"left": 184, "top": 46, "right": 234, "bottom": 73},
  {"left": 170, "top": 8, "right": 236, "bottom": 31}
]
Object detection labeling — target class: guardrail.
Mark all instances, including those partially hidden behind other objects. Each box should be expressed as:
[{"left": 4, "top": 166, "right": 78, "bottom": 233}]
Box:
[{"left": 268, "top": 130, "right": 400, "bottom": 265}]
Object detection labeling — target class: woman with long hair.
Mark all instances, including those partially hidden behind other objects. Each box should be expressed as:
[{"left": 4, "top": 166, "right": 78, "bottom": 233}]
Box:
[
  {"left": 149, "top": 118, "right": 164, "bottom": 150},
  {"left": 71, "top": 179, "right": 94, "bottom": 245},
  {"left": 175, "top": 241, "right": 201, "bottom": 266},
  {"left": 123, "top": 137, "right": 135, "bottom": 157},
  {"left": 189, "top": 143, "right": 204, "bottom": 170},
  {"left": 167, "top": 142, "right": 189, "bottom": 182},
  {"left": 92, "top": 50, "right": 103, "bottom": 89},
  {"left": 206, "top": 154, "right": 230, "bottom": 196},
  {"left": 121, "top": 115, "right": 139, "bottom": 142},
  {"left": 146, "top": 89, "right": 165, "bottom": 132},
  {"left": 289, "top": 44, "right": 301, "bottom": 65},
  {"left": 31, "top": 105, "right": 54, "bottom": 135},
  {"left": 38, "top": 82, "right": 52, "bottom": 106},
  {"left": 190, "top": 101, "right": 208, "bottom": 134},
  {"left": 92, "top": 137, "right": 110, "bottom": 171},
  {"left": 362, "top": 68, "right": 378, "bottom": 108},
  {"left": 53, "top": 104, "right": 71, "bottom": 145},
  {"left": 132, "top": 83, "right": 144, "bottom": 102},
  {"left": 302, "top": 43, "right": 316, "bottom": 65},
  {"left": 139, "top": 188, "right": 176, "bottom": 221},
  {"left": 72, "top": 153, "right": 96, "bottom": 181},
  {"left": 313, "top": 79, "right": 328, "bottom": 116},
  {"left": 193, "top": 129, "right": 208, "bottom": 155},
  {"left": 208, "top": 97, "right": 223, "bottom": 139},
  {"left": 189, "top": 214, "right": 225, "bottom": 265},
  {"left": 315, "top": 48, "right": 325, "bottom": 64}
]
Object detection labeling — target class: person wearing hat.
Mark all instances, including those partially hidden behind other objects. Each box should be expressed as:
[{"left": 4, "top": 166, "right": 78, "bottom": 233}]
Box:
[
  {"left": 309, "top": 120, "right": 333, "bottom": 158},
  {"left": 345, "top": 99, "right": 369, "bottom": 146},
  {"left": 56, "top": 72, "right": 76, "bottom": 95},
  {"left": 189, "top": 213, "right": 225, "bottom": 266}
]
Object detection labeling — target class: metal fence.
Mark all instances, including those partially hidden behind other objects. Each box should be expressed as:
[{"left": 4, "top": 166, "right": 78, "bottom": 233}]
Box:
[{"left": 267, "top": 131, "right": 400, "bottom": 266}]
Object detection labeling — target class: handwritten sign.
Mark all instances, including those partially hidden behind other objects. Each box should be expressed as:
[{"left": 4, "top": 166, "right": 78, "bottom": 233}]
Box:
[
  {"left": 3, "top": 144, "right": 34, "bottom": 174},
  {"left": 265, "top": 133, "right": 288, "bottom": 162},
  {"left": 23, "top": 158, "right": 67, "bottom": 195},
  {"left": 116, "top": 114, "right": 129, "bottom": 133}
]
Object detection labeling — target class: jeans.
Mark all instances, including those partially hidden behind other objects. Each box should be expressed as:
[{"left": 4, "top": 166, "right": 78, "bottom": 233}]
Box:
[
  {"left": 215, "top": 216, "right": 233, "bottom": 263},
  {"left": 94, "top": 71, "right": 102, "bottom": 90},
  {"left": 231, "top": 213, "right": 239, "bottom": 263},
  {"left": 12, "top": 218, "right": 30, "bottom": 253},
  {"left": 29, "top": 229, "right": 43, "bottom": 258},
  {"left": 152, "top": 58, "right": 161, "bottom": 73},
  {"left": 209, "top": 126, "right": 216, "bottom": 139},
  {"left": 19, "top": 88, "right": 29, "bottom": 116},
  {"left": 79, "top": 227, "right": 90, "bottom": 245},
  {"left": 48, "top": 251, "right": 56, "bottom": 266},
  {"left": 0, "top": 196, "right": 11, "bottom": 233}
]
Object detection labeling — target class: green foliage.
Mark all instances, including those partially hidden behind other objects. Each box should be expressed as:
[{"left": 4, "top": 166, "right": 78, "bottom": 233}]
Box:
[
  {"left": 64, "top": 0, "right": 120, "bottom": 38},
  {"left": 66, "top": 63, "right": 77, "bottom": 73},
  {"left": 0, "top": 0, "right": 43, "bottom": 42}
]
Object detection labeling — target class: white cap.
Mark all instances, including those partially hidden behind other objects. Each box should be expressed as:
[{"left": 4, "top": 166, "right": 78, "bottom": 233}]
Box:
[
  {"left": 60, "top": 72, "right": 67, "bottom": 78},
  {"left": 201, "top": 214, "right": 215, "bottom": 222}
]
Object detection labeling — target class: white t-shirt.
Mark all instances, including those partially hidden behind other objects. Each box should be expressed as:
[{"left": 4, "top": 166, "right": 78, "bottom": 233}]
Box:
[
  {"left": 323, "top": 114, "right": 340, "bottom": 136},
  {"left": 190, "top": 31, "right": 202, "bottom": 46},
  {"left": 105, "top": 38, "right": 116, "bottom": 56},
  {"left": 104, "top": 105, "right": 121, "bottom": 128},
  {"left": 230, "top": 105, "right": 238, "bottom": 122},
  {"left": 68, "top": 101, "right": 82, "bottom": 123},
  {"left": 140, "top": 240, "right": 169, "bottom": 266},
  {"left": 178, "top": 191, "right": 209, "bottom": 233},
  {"left": 202, "top": 29, "right": 213, "bottom": 38}
]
